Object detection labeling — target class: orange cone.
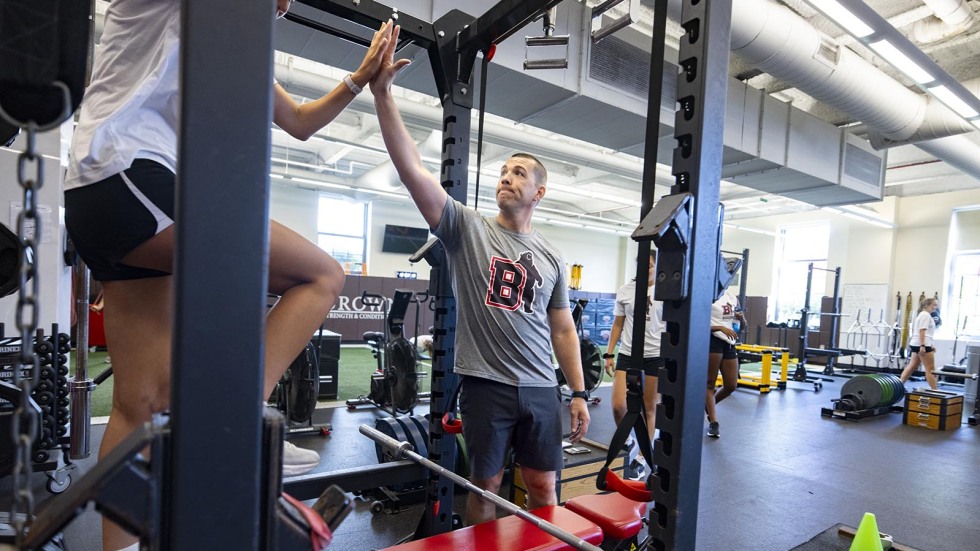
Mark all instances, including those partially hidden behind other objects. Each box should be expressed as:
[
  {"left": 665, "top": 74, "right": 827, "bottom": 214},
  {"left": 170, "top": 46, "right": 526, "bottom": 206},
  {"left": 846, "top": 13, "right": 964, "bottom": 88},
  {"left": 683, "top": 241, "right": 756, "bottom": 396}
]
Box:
[{"left": 849, "top": 512, "right": 883, "bottom": 551}]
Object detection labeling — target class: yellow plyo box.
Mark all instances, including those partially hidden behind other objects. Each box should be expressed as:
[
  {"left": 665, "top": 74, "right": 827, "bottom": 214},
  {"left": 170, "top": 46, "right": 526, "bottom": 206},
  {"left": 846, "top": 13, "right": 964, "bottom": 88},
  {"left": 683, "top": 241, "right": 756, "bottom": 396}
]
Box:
[{"left": 903, "top": 388, "right": 963, "bottom": 431}]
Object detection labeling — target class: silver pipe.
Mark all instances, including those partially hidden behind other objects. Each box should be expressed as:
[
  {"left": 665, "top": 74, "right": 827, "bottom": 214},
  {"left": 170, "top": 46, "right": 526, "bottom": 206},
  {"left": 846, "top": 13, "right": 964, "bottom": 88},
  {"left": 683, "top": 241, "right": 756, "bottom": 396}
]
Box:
[
  {"left": 68, "top": 262, "right": 95, "bottom": 460},
  {"left": 360, "top": 424, "right": 603, "bottom": 551},
  {"left": 934, "top": 369, "right": 978, "bottom": 380}
]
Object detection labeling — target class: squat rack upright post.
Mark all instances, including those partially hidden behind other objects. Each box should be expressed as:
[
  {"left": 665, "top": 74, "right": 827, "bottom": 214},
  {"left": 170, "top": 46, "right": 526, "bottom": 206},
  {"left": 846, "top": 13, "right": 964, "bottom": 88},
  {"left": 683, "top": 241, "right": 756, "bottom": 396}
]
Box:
[{"left": 166, "top": 0, "right": 273, "bottom": 547}]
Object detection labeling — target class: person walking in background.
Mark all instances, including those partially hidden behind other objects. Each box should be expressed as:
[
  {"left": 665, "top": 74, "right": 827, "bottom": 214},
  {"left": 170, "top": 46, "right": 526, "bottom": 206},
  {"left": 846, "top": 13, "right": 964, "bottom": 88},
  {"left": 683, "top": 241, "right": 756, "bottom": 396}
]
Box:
[
  {"left": 603, "top": 251, "right": 664, "bottom": 478},
  {"left": 900, "top": 297, "right": 940, "bottom": 390},
  {"left": 706, "top": 287, "right": 742, "bottom": 438}
]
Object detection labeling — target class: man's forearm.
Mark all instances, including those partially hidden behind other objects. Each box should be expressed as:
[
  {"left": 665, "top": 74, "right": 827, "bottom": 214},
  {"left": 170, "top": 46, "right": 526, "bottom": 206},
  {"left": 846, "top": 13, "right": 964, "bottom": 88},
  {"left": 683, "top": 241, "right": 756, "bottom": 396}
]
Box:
[
  {"left": 555, "top": 332, "right": 586, "bottom": 391},
  {"left": 374, "top": 91, "right": 423, "bottom": 182}
]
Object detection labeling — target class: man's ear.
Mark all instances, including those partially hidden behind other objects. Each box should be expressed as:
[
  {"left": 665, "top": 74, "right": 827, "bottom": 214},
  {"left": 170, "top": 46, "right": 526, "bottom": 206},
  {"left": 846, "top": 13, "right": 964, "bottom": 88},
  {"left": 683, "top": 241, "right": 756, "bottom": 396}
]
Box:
[{"left": 534, "top": 184, "right": 547, "bottom": 203}]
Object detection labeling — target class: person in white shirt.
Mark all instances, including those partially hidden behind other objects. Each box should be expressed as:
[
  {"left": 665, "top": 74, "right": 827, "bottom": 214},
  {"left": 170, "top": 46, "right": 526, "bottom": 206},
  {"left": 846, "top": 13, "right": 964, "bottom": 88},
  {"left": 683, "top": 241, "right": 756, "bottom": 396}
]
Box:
[
  {"left": 900, "top": 298, "right": 940, "bottom": 389},
  {"left": 603, "top": 252, "right": 664, "bottom": 471},
  {"left": 706, "top": 290, "right": 742, "bottom": 438},
  {"left": 64, "top": 2, "right": 393, "bottom": 549}
]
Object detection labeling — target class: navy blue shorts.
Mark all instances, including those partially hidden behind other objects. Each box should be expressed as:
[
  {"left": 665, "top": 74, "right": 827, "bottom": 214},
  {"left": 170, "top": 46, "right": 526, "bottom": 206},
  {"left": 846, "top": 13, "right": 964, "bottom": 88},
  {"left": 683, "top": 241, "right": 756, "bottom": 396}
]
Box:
[
  {"left": 65, "top": 159, "right": 175, "bottom": 281},
  {"left": 910, "top": 345, "right": 934, "bottom": 354},
  {"left": 614, "top": 354, "right": 664, "bottom": 377},
  {"left": 459, "top": 375, "right": 563, "bottom": 480}
]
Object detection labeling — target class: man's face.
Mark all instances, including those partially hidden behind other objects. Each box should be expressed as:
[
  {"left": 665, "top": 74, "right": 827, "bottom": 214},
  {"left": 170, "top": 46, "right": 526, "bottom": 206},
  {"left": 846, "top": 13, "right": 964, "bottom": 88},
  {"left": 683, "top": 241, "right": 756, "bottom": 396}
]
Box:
[{"left": 496, "top": 157, "right": 544, "bottom": 210}]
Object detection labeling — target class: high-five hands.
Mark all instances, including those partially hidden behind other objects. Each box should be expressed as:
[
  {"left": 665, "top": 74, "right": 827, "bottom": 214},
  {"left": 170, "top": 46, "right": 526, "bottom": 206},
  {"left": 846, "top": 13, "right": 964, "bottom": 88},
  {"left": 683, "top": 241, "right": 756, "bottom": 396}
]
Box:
[
  {"left": 351, "top": 20, "right": 397, "bottom": 89},
  {"left": 370, "top": 22, "right": 412, "bottom": 93}
]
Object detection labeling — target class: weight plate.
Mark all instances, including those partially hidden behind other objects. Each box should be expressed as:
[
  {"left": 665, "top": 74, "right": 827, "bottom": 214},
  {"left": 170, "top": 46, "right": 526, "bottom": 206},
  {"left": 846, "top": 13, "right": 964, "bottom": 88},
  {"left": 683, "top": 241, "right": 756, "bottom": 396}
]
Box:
[
  {"left": 580, "top": 339, "right": 604, "bottom": 391},
  {"left": 875, "top": 374, "right": 892, "bottom": 405},
  {"left": 884, "top": 374, "right": 905, "bottom": 405},
  {"left": 373, "top": 417, "right": 409, "bottom": 465},
  {"left": 396, "top": 415, "right": 428, "bottom": 460},
  {"left": 841, "top": 374, "right": 882, "bottom": 410}
]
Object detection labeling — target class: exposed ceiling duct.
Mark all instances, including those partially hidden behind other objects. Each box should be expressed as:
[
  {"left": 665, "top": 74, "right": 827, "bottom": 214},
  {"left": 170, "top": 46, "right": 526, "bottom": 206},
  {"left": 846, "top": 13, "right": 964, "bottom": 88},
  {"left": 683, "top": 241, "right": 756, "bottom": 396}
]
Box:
[
  {"left": 730, "top": 0, "right": 973, "bottom": 147},
  {"left": 273, "top": 64, "right": 649, "bottom": 181},
  {"left": 278, "top": 1, "right": 887, "bottom": 209},
  {"left": 914, "top": 0, "right": 976, "bottom": 43},
  {"left": 721, "top": 77, "right": 885, "bottom": 206}
]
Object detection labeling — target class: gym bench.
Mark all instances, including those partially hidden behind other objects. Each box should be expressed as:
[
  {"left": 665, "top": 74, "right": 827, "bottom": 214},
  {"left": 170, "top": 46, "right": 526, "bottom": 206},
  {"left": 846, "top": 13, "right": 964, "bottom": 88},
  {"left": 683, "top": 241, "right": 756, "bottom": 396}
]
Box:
[
  {"left": 379, "top": 505, "right": 602, "bottom": 550},
  {"left": 379, "top": 491, "right": 648, "bottom": 551}
]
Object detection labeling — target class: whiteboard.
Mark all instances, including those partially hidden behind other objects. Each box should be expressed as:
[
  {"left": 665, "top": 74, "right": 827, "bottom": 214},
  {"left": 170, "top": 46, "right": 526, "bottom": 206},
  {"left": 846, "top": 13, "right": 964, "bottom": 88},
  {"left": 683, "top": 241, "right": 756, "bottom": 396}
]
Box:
[{"left": 841, "top": 284, "right": 892, "bottom": 325}]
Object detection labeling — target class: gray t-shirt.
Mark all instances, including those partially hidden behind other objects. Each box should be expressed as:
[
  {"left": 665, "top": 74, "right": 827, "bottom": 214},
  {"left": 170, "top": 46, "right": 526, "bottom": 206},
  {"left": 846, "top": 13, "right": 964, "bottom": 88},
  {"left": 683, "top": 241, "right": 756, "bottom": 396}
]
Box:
[{"left": 433, "top": 198, "right": 569, "bottom": 387}]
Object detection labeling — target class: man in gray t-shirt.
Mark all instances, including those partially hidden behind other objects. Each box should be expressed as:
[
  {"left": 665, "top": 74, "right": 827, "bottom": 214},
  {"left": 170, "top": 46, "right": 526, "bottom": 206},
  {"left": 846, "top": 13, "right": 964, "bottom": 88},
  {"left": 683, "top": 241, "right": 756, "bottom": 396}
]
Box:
[{"left": 371, "top": 27, "right": 591, "bottom": 526}]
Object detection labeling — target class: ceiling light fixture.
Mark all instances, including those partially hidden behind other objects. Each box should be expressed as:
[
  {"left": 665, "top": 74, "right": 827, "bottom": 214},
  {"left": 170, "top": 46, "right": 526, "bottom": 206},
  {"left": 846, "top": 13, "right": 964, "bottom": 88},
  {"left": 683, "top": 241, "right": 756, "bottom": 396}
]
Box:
[
  {"left": 867, "top": 39, "right": 933, "bottom": 84},
  {"left": 808, "top": 0, "right": 874, "bottom": 37},
  {"left": 803, "top": 0, "right": 980, "bottom": 128}
]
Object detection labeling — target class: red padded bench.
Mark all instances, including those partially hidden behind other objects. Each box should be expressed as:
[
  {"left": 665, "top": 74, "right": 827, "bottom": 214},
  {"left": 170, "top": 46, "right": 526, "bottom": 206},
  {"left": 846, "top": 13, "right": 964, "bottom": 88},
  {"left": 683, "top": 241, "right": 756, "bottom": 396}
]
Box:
[
  {"left": 379, "top": 505, "right": 603, "bottom": 551},
  {"left": 564, "top": 492, "right": 646, "bottom": 541}
]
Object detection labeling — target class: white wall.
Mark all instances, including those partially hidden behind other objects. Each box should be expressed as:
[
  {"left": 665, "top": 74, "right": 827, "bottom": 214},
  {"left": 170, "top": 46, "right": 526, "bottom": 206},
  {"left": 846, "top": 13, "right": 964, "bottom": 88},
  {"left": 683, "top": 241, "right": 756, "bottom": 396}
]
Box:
[
  {"left": 720, "top": 229, "right": 777, "bottom": 297},
  {"left": 537, "top": 224, "right": 626, "bottom": 292},
  {"left": 0, "top": 125, "right": 72, "bottom": 335},
  {"left": 269, "top": 180, "right": 318, "bottom": 239},
  {"left": 893, "top": 188, "right": 980, "bottom": 299}
]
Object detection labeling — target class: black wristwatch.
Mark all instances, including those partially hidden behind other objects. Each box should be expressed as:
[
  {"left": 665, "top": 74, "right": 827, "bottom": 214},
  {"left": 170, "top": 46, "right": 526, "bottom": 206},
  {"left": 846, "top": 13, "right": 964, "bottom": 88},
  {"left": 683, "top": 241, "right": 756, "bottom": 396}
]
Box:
[
  {"left": 602, "top": 353, "right": 616, "bottom": 359},
  {"left": 570, "top": 390, "right": 589, "bottom": 401}
]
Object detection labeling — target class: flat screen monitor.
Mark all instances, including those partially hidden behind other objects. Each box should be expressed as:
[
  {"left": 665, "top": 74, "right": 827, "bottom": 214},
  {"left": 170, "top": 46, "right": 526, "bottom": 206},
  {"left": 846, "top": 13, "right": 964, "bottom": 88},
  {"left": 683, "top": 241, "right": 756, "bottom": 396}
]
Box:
[{"left": 382, "top": 224, "right": 429, "bottom": 255}]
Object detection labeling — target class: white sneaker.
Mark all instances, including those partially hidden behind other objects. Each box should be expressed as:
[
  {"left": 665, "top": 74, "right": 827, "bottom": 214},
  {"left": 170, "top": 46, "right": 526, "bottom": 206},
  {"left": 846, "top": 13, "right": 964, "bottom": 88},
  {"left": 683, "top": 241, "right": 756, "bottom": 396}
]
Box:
[
  {"left": 627, "top": 456, "right": 649, "bottom": 481},
  {"left": 282, "top": 441, "right": 320, "bottom": 477}
]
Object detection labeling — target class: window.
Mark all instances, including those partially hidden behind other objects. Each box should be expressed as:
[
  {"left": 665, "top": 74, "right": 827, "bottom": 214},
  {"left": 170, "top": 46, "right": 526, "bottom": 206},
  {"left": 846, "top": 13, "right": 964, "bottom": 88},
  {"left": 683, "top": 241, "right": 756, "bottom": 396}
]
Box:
[
  {"left": 946, "top": 253, "right": 980, "bottom": 339},
  {"left": 770, "top": 222, "right": 830, "bottom": 327},
  {"left": 317, "top": 196, "right": 367, "bottom": 275},
  {"left": 944, "top": 208, "right": 980, "bottom": 339}
]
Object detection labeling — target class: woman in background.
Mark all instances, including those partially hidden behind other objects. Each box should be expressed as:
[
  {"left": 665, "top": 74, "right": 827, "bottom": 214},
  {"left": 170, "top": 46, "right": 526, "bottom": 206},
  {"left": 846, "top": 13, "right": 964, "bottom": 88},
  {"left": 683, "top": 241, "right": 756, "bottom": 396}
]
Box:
[
  {"left": 603, "top": 251, "right": 664, "bottom": 478},
  {"left": 706, "top": 288, "right": 742, "bottom": 438},
  {"left": 900, "top": 297, "right": 940, "bottom": 390}
]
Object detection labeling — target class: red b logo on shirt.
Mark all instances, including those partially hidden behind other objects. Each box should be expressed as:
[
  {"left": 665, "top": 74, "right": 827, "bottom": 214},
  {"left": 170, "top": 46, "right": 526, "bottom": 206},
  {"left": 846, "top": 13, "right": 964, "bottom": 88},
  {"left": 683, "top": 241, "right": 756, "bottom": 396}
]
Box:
[{"left": 486, "top": 252, "right": 542, "bottom": 314}]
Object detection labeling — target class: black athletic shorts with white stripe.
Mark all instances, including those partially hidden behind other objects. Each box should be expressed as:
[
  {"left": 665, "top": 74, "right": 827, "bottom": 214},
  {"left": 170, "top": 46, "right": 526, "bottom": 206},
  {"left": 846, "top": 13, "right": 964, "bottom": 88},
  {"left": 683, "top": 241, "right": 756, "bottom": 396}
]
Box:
[{"left": 65, "top": 159, "right": 175, "bottom": 281}]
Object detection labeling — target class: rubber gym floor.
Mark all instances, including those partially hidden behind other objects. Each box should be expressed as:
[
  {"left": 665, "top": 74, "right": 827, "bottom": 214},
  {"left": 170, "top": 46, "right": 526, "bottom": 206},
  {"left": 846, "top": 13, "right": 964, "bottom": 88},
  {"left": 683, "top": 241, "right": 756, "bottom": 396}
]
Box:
[{"left": 2, "top": 374, "right": 977, "bottom": 550}]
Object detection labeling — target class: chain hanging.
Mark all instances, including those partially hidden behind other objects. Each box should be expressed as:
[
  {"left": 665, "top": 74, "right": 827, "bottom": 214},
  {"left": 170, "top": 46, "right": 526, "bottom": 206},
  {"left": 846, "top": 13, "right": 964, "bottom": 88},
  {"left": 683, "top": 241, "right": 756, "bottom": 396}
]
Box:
[{"left": 10, "top": 122, "right": 43, "bottom": 546}]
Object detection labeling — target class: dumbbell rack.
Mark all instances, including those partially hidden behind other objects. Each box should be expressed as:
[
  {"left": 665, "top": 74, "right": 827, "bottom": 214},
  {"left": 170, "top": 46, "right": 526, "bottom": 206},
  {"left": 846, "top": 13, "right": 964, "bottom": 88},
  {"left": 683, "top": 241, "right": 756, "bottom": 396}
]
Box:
[{"left": 0, "top": 325, "right": 73, "bottom": 493}]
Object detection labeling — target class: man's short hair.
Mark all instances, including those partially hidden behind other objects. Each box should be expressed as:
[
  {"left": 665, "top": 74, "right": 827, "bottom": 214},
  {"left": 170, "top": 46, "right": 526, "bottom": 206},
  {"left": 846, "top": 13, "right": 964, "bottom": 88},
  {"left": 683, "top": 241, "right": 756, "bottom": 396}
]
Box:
[{"left": 511, "top": 153, "right": 547, "bottom": 187}]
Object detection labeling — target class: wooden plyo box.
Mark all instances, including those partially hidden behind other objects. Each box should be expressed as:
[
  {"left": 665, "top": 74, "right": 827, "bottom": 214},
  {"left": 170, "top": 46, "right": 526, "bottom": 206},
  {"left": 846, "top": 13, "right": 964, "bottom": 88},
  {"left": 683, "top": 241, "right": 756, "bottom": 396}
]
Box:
[
  {"left": 511, "top": 441, "right": 626, "bottom": 507},
  {"left": 903, "top": 389, "right": 963, "bottom": 431}
]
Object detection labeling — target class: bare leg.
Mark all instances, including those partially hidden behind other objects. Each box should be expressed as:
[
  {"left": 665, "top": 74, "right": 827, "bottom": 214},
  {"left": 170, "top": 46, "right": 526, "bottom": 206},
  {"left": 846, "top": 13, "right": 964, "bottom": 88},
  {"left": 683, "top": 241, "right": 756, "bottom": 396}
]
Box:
[
  {"left": 467, "top": 470, "right": 505, "bottom": 525},
  {"left": 921, "top": 351, "right": 938, "bottom": 389},
  {"left": 899, "top": 353, "right": 921, "bottom": 383},
  {"left": 263, "top": 221, "right": 344, "bottom": 396},
  {"left": 99, "top": 276, "right": 173, "bottom": 551},
  {"left": 521, "top": 465, "right": 557, "bottom": 510},
  {"left": 643, "top": 375, "right": 658, "bottom": 441},
  {"left": 714, "top": 358, "right": 738, "bottom": 404},
  {"left": 96, "top": 221, "right": 342, "bottom": 550},
  {"left": 705, "top": 353, "right": 722, "bottom": 423},
  {"left": 610, "top": 370, "right": 628, "bottom": 426}
]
